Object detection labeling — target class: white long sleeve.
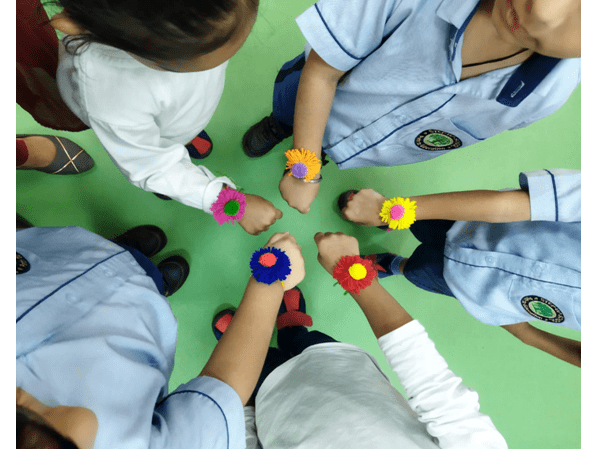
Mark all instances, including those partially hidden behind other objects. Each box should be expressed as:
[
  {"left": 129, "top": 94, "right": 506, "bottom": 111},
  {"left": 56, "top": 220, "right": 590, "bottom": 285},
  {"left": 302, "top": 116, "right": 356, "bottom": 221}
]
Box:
[
  {"left": 378, "top": 320, "right": 508, "bottom": 449},
  {"left": 90, "top": 117, "right": 234, "bottom": 212}
]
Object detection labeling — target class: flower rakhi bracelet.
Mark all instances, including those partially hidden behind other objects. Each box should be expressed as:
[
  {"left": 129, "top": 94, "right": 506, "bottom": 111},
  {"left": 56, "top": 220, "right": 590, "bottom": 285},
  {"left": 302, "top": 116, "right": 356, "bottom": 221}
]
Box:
[
  {"left": 285, "top": 149, "right": 321, "bottom": 182},
  {"left": 250, "top": 247, "right": 291, "bottom": 288},
  {"left": 379, "top": 197, "right": 417, "bottom": 231},
  {"left": 332, "top": 255, "right": 378, "bottom": 295},
  {"left": 210, "top": 187, "right": 246, "bottom": 225}
]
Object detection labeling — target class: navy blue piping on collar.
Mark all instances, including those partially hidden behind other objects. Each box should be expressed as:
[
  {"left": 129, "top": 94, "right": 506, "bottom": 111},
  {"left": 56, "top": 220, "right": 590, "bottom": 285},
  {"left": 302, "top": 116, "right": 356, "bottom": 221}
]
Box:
[
  {"left": 314, "top": 3, "right": 363, "bottom": 61},
  {"left": 16, "top": 249, "right": 127, "bottom": 324},
  {"left": 496, "top": 53, "right": 561, "bottom": 107},
  {"left": 156, "top": 390, "right": 230, "bottom": 448},
  {"left": 545, "top": 169, "right": 559, "bottom": 221},
  {"left": 449, "top": 1, "right": 481, "bottom": 62}
]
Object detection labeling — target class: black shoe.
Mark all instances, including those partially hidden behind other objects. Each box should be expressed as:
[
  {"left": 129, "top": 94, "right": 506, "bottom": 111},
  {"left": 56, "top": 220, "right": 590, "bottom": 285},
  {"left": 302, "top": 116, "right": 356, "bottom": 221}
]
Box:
[
  {"left": 16, "top": 214, "right": 33, "bottom": 229},
  {"left": 242, "top": 114, "right": 292, "bottom": 158},
  {"left": 111, "top": 225, "right": 167, "bottom": 258},
  {"left": 154, "top": 192, "right": 172, "bottom": 200},
  {"left": 158, "top": 255, "right": 190, "bottom": 297}
]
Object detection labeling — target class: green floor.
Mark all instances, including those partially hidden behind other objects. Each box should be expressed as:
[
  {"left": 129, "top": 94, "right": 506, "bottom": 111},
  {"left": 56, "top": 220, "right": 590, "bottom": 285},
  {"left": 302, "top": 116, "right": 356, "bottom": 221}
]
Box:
[{"left": 17, "top": 2, "right": 580, "bottom": 448}]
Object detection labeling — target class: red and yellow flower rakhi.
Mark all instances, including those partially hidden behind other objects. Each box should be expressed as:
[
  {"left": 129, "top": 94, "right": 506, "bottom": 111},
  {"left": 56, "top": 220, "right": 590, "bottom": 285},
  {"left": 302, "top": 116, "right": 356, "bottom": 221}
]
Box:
[{"left": 332, "top": 255, "right": 378, "bottom": 295}]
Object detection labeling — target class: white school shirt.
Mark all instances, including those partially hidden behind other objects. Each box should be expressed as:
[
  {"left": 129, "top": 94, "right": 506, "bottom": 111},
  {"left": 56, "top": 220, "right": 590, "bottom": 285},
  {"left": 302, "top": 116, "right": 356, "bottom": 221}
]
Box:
[
  {"left": 243, "top": 321, "right": 508, "bottom": 449},
  {"left": 57, "top": 42, "right": 234, "bottom": 212},
  {"left": 16, "top": 227, "right": 245, "bottom": 449},
  {"left": 296, "top": 0, "right": 580, "bottom": 169},
  {"left": 443, "top": 169, "right": 581, "bottom": 329}
]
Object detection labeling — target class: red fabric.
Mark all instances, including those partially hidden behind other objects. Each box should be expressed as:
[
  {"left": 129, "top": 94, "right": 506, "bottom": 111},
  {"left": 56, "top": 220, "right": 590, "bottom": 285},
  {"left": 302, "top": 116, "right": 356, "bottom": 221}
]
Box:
[
  {"left": 214, "top": 313, "right": 233, "bottom": 333},
  {"left": 16, "top": 139, "right": 28, "bottom": 166},
  {"left": 16, "top": 0, "right": 88, "bottom": 131},
  {"left": 276, "top": 311, "right": 313, "bottom": 330},
  {"left": 363, "top": 254, "right": 387, "bottom": 273},
  {"left": 276, "top": 289, "right": 313, "bottom": 329},
  {"left": 190, "top": 135, "right": 212, "bottom": 155}
]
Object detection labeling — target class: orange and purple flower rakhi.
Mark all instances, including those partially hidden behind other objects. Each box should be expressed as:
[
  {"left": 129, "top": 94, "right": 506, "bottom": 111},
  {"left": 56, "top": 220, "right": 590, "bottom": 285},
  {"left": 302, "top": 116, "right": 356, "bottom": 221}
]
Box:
[
  {"left": 379, "top": 197, "right": 417, "bottom": 231},
  {"left": 332, "top": 255, "right": 377, "bottom": 295},
  {"left": 250, "top": 247, "right": 292, "bottom": 285},
  {"left": 210, "top": 187, "right": 246, "bottom": 225},
  {"left": 285, "top": 149, "right": 321, "bottom": 181}
]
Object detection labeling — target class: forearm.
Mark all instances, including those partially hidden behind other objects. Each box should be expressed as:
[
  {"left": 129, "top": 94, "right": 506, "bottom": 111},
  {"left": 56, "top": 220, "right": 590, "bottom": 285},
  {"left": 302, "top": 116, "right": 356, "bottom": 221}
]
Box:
[
  {"left": 200, "top": 278, "right": 284, "bottom": 404},
  {"left": 412, "top": 189, "right": 531, "bottom": 223},
  {"left": 292, "top": 50, "right": 345, "bottom": 158},
  {"left": 502, "top": 322, "right": 581, "bottom": 367},
  {"left": 350, "top": 279, "right": 414, "bottom": 338}
]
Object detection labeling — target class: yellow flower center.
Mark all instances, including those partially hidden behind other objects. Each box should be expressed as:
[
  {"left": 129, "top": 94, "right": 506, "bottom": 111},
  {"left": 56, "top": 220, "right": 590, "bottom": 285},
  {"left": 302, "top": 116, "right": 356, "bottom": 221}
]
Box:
[{"left": 348, "top": 263, "right": 367, "bottom": 280}]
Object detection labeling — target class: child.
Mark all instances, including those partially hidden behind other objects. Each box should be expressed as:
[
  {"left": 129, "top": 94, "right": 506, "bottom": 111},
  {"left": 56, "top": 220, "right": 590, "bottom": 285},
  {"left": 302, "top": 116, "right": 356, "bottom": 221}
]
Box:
[
  {"left": 340, "top": 168, "right": 581, "bottom": 367},
  {"left": 17, "top": 222, "right": 305, "bottom": 449},
  {"left": 52, "top": 0, "right": 282, "bottom": 235},
  {"left": 242, "top": 0, "right": 581, "bottom": 213},
  {"left": 213, "top": 232, "right": 508, "bottom": 448}
]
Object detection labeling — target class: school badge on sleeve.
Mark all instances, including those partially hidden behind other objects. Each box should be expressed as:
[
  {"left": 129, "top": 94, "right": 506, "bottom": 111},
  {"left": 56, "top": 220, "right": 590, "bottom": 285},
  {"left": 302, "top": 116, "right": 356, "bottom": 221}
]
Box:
[
  {"left": 415, "top": 130, "right": 462, "bottom": 150},
  {"left": 16, "top": 252, "right": 30, "bottom": 274},
  {"left": 521, "top": 296, "right": 564, "bottom": 323}
]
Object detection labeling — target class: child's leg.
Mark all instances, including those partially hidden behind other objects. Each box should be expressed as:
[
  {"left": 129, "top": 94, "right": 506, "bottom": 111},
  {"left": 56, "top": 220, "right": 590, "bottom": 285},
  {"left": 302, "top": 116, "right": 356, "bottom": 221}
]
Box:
[
  {"left": 272, "top": 53, "right": 306, "bottom": 131},
  {"left": 402, "top": 244, "right": 455, "bottom": 297},
  {"left": 249, "top": 347, "right": 291, "bottom": 403},
  {"left": 409, "top": 220, "right": 455, "bottom": 247},
  {"left": 277, "top": 326, "right": 338, "bottom": 357}
]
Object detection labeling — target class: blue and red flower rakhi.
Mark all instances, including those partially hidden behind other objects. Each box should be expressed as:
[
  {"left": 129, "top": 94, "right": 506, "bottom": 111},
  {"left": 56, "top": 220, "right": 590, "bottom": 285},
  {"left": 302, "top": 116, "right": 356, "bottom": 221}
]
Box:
[
  {"left": 250, "top": 247, "right": 291, "bottom": 287},
  {"left": 333, "top": 255, "right": 378, "bottom": 295}
]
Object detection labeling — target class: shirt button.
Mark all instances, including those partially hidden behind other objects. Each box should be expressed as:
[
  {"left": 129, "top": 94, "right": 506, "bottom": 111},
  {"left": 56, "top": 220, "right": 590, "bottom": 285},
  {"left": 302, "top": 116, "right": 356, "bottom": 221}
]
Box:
[
  {"left": 354, "top": 137, "right": 364, "bottom": 147},
  {"left": 103, "top": 269, "right": 115, "bottom": 277},
  {"left": 398, "top": 115, "right": 408, "bottom": 123},
  {"left": 65, "top": 294, "right": 77, "bottom": 304},
  {"left": 485, "top": 256, "right": 495, "bottom": 263}
]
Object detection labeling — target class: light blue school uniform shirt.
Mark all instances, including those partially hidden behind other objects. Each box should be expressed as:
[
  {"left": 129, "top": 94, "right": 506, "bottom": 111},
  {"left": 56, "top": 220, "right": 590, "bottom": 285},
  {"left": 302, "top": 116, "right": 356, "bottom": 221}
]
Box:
[
  {"left": 296, "top": 0, "right": 580, "bottom": 169},
  {"left": 16, "top": 227, "right": 245, "bottom": 449},
  {"left": 443, "top": 169, "right": 581, "bottom": 329}
]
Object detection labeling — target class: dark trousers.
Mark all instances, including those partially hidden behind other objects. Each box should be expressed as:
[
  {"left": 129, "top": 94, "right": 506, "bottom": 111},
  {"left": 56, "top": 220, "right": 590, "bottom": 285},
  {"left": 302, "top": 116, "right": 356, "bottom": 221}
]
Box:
[
  {"left": 117, "top": 244, "right": 166, "bottom": 295},
  {"left": 272, "top": 53, "right": 305, "bottom": 130},
  {"left": 402, "top": 220, "right": 455, "bottom": 297},
  {"left": 251, "top": 326, "right": 337, "bottom": 401}
]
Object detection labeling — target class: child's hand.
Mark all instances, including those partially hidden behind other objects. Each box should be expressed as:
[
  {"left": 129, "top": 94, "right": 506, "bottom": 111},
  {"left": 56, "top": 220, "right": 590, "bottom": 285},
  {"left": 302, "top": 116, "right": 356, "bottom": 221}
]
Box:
[
  {"left": 239, "top": 194, "right": 283, "bottom": 235},
  {"left": 313, "top": 232, "right": 360, "bottom": 276},
  {"left": 279, "top": 174, "right": 320, "bottom": 214},
  {"left": 263, "top": 232, "right": 305, "bottom": 290},
  {"left": 342, "top": 189, "right": 387, "bottom": 226}
]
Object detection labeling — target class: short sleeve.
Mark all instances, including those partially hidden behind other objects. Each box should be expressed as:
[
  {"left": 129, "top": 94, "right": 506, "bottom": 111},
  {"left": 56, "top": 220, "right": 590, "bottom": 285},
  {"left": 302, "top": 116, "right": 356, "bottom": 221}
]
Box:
[
  {"left": 149, "top": 376, "right": 245, "bottom": 449},
  {"left": 296, "top": 0, "right": 404, "bottom": 71},
  {"left": 519, "top": 169, "right": 580, "bottom": 222}
]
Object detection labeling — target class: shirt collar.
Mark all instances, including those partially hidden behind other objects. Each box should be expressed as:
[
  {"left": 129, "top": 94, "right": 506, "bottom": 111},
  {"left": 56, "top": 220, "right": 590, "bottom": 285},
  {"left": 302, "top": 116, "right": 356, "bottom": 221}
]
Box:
[{"left": 436, "top": 0, "right": 563, "bottom": 106}]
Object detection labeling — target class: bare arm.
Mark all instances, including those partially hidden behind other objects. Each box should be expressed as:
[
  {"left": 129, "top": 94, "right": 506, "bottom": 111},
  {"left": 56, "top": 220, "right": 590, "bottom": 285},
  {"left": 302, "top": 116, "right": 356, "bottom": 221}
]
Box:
[
  {"left": 502, "top": 322, "right": 581, "bottom": 367},
  {"left": 200, "top": 278, "right": 283, "bottom": 405},
  {"left": 343, "top": 188, "right": 531, "bottom": 226},
  {"left": 293, "top": 49, "right": 346, "bottom": 157},
  {"left": 279, "top": 50, "right": 346, "bottom": 214},
  {"left": 200, "top": 233, "right": 305, "bottom": 405}
]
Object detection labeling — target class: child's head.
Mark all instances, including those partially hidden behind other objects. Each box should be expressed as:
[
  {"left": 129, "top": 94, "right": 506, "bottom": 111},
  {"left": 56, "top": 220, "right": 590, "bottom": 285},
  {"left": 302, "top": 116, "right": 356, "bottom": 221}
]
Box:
[
  {"left": 492, "top": 0, "right": 580, "bottom": 58},
  {"left": 51, "top": 0, "right": 259, "bottom": 72}
]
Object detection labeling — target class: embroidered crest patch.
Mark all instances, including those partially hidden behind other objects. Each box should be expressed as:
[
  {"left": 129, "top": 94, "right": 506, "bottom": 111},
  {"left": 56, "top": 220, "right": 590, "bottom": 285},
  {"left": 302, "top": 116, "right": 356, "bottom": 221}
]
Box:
[
  {"left": 521, "top": 296, "right": 564, "bottom": 323},
  {"left": 415, "top": 130, "right": 462, "bottom": 151},
  {"left": 16, "top": 252, "right": 30, "bottom": 274}
]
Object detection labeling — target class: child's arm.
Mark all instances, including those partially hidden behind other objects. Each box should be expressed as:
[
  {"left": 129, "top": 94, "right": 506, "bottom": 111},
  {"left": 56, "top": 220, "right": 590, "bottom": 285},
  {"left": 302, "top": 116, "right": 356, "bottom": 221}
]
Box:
[
  {"left": 343, "top": 188, "right": 531, "bottom": 226},
  {"left": 279, "top": 50, "right": 346, "bottom": 214},
  {"left": 200, "top": 233, "right": 305, "bottom": 405},
  {"left": 89, "top": 118, "right": 281, "bottom": 235},
  {"left": 314, "top": 231, "right": 508, "bottom": 448},
  {"left": 501, "top": 322, "right": 581, "bottom": 367}
]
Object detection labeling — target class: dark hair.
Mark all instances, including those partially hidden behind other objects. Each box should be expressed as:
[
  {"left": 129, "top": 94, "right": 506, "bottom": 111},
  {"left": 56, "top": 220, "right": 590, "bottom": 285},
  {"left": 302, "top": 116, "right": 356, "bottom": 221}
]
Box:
[
  {"left": 16, "top": 410, "right": 79, "bottom": 449},
  {"left": 51, "top": 0, "right": 258, "bottom": 62}
]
